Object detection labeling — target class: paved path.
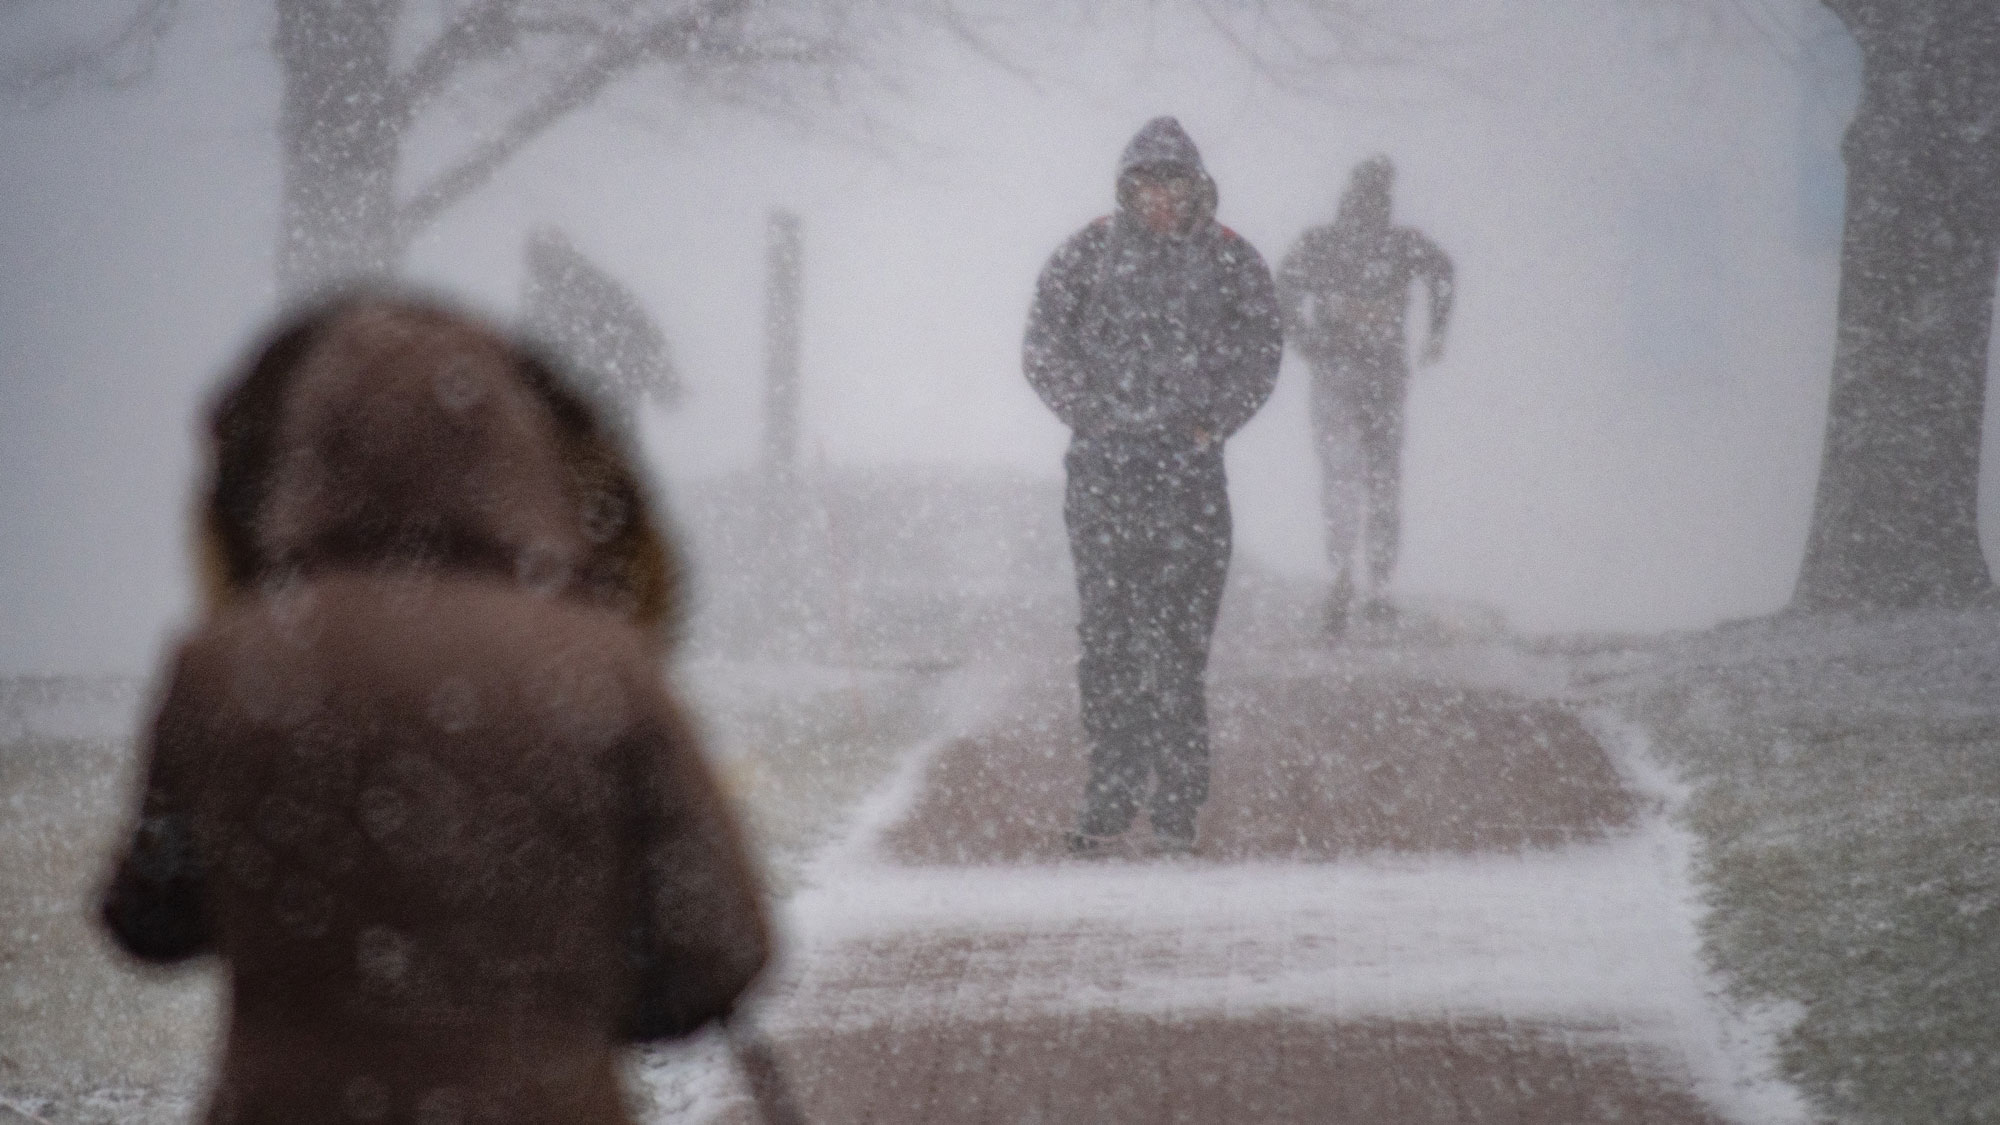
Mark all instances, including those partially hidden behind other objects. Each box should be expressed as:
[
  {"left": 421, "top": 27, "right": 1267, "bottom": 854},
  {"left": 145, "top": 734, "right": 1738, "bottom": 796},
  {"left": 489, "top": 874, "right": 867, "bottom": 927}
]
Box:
[{"left": 655, "top": 643, "right": 1802, "bottom": 1123}]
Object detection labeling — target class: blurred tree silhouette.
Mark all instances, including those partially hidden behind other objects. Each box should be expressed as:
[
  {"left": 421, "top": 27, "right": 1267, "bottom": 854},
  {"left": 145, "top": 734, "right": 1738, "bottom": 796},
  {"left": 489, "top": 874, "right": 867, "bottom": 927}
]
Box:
[
  {"left": 1791, "top": 0, "right": 2000, "bottom": 611},
  {"left": 1228, "top": 0, "right": 2000, "bottom": 613},
  {"left": 6, "top": 0, "right": 894, "bottom": 297},
  {"left": 5, "top": 0, "right": 1446, "bottom": 300},
  {"left": 263, "top": 0, "right": 871, "bottom": 297}
]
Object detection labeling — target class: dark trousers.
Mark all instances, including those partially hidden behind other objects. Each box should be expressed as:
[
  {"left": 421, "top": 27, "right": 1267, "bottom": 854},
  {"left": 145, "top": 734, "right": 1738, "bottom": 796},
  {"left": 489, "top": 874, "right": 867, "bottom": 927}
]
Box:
[
  {"left": 1063, "top": 435, "right": 1231, "bottom": 839},
  {"left": 1309, "top": 350, "right": 1408, "bottom": 594}
]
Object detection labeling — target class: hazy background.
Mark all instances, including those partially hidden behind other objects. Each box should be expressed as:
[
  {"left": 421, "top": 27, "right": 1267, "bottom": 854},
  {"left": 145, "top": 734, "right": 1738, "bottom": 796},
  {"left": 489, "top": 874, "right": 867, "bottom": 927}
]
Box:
[{"left": 2, "top": 0, "right": 1943, "bottom": 674}]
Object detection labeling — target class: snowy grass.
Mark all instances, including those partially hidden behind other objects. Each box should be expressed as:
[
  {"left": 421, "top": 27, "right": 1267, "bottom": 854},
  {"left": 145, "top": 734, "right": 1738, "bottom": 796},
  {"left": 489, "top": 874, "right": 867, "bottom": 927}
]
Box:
[
  {"left": 1580, "top": 611, "right": 2000, "bottom": 1125},
  {"left": 0, "top": 657, "right": 958, "bottom": 1123},
  {"left": 0, "top": 728, "right": 219, "bottom": 1121},
  {"left": 680, "top": 657, "right": 966, "bottom": 894}
]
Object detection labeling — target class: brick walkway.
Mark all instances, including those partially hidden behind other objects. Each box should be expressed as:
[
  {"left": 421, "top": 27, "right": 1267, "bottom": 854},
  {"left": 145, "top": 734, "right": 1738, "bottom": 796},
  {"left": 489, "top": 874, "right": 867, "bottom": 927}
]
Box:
[{"left": 675, "top": 646, "right": 1795, "bottom": 1123}]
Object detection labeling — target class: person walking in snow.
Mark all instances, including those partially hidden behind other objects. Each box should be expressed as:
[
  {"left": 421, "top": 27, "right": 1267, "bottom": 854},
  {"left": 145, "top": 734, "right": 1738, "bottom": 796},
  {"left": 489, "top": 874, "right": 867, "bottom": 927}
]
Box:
[
  {"left": 522, "top": 227, "right": 681, "bottom": 438},
  {"left": 1024, "top": 116, "right": 1282, "bottom": 857},
  {"left": 100, "top": 296, "right": 770, "bottom": 1124},
  {"left": 1278, "top": 155, "right": 1453, "bottom": 636}
]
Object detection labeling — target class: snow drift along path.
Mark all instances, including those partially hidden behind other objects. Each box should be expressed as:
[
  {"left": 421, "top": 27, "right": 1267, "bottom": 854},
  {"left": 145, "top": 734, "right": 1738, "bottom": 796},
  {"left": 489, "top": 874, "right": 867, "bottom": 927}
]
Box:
[{"left": 647, "top": 642, "right": 1807, "bottom": 1124}]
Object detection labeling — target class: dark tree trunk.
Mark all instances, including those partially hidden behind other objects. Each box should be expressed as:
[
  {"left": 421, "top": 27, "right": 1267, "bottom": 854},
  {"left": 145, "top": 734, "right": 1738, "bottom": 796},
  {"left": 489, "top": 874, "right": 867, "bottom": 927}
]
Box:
[
  {"left": 1793, "top": 0, "right": 2000, "bottom": 611},
  {"left": 274, "top": 0, "right": 401, "bottom": 300}
]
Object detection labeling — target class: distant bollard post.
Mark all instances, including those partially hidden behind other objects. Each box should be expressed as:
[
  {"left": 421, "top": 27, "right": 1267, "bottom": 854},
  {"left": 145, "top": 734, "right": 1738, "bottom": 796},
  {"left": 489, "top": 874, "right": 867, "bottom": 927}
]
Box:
[
  {"left": 763, "top": 208, "right": 802, "bottom": 479},
  {"left": 755, "top": 208, "right": 815, "bottom": 655}
]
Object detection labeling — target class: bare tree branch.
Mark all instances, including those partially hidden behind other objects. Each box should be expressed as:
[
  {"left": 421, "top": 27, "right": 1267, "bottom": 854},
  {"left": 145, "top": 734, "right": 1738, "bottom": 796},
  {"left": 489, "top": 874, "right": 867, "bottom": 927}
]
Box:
[
  {"left": 392, "top": 0, "right": 752, "bottom": 251},
  {"left": 1719, "top": 0, "right": 1814, "bottom": 64},
  {"left": 705, "top": 44, "right": 834, "bottom": 64},
  {"left": 1192, "top": 0, "right": 1319, "bottom": 95},
  {"left": 1189, "top": 0, "right": 1481, "bottom": 101},
  {"left": 933, "top": 1, "right": 1044, "bottom": 91},
  {"left": 1819, "top": 0, "right": 1865, "bottom": 31},
  {"left": 513, "top": 16, "right": 621, "bottom": 36},
  {"left": 3, "top": 0, "right": 182, "bottom": 100},
  {"left": 388, "top": 0, "right": 521, "bottom": 123}
]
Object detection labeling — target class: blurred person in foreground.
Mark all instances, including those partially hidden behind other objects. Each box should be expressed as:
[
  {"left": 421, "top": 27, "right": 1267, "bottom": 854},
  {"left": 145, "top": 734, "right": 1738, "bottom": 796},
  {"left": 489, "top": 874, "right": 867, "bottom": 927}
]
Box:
[
  {"left": 1024, "top": 116, "right": 1282, "bottom": 858},
  {"left": 99, "top": 296, "right": 770, "bottom": 1124},
  {"left": 1279, "top": 155, "right": 1454, "bottom": 637}
]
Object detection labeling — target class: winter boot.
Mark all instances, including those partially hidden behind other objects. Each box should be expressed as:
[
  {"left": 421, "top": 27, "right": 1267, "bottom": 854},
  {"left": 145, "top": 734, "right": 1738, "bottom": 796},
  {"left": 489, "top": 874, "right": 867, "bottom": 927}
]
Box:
[
  {"left": 1147, "top": 808, "right": 1199, "bottom": 857},
  {"left": 1359, "top": 595, "right": 1397, "bottom": 626},
  {"left": 1065, "top": 829, "right": 1122, "bottom": 859}
]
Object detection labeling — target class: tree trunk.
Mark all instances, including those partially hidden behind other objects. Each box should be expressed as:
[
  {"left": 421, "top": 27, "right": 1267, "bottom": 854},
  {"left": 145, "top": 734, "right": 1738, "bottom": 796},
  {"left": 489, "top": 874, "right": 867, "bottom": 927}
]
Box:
[
  {"left": 1792, "top": 0, "right": 2000, "bottom": 612},
  {"left": 274, "top": 0, "right": 401, "bottom": 301}
]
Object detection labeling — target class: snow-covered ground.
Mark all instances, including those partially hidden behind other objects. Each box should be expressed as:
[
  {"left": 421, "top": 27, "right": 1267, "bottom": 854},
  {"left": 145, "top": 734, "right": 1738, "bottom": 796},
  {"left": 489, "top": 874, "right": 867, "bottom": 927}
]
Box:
[
  {"left": 8, "top": 603, "right": 2000, "bottom": 1122},
  {"left": 1566, "top": 608, "right": 2000, "bottom": 1125},
  {"left": 654, "top": 647, "right": 1808, "bottom": 1124}
]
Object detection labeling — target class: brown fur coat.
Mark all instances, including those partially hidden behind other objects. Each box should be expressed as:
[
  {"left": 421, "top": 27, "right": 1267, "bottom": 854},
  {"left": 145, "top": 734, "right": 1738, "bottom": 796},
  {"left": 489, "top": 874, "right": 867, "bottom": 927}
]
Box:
[{"left": 101, "top": 297, "right": 770, "bottom": 1125}]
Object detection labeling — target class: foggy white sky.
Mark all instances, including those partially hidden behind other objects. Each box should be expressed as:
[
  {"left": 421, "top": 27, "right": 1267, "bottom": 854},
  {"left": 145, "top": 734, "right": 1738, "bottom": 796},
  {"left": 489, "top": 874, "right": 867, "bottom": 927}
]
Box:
[{"left": 5, "top": 0, "right": 1974, "bottom": 674}]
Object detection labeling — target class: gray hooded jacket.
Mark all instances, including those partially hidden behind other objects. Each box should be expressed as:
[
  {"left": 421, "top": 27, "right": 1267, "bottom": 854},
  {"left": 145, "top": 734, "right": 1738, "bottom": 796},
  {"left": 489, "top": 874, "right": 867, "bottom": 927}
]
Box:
[{"left": 1023, "top": 117, "right": 1282, "bottom": 446}]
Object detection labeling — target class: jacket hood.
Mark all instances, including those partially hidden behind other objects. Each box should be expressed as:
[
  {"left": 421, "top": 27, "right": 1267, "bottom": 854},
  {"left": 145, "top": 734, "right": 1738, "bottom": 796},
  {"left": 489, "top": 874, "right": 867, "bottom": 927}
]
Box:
[
  {"left": 1118, "top": 116, "right": 1204, "bottom": 177},
  {"left": 1334, "top": 154, "right": 1394, "bottom": 232},
  {"left": 201, "top": 295, "right": 679, "bottom": 642},
  {"left": 1114, "top": 116, "right": 1218, "bottom": 231}
]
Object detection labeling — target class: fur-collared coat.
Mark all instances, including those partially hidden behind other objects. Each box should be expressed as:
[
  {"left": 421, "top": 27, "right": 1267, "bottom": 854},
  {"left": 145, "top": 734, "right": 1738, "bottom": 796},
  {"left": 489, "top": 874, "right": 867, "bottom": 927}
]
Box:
[{"left": 100, "top": 297, "right": 770, "bottom": 1125}]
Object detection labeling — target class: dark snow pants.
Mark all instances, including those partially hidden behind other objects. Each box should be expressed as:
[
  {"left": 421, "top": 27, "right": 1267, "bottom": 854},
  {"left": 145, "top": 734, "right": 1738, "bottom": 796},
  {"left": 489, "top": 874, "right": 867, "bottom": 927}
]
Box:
[
  {"left": 1064, "top": 434, "right": 1232, "bottom": 840},
  {"left": 1310, "top": 348, "right": 1408, "bottom": 595}
]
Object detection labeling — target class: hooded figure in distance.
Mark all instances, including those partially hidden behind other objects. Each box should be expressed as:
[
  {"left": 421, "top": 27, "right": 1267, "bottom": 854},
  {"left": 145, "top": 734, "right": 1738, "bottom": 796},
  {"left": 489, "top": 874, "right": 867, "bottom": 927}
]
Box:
[
  {"left": 1278, "top": 155, "right": 1453, "bottom": 635},
  {"left": 99, "top": 296, "right": 770, "bottom": 1124},
  {"left": 1024, "top": 116, "right": 1282, "bottom": 856}
]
